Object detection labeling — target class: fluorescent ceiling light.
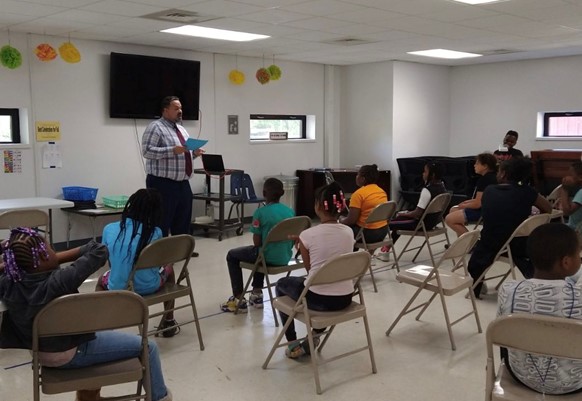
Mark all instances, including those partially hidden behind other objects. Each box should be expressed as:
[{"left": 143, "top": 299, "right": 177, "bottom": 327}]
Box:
[
  {"left": 453, "top": 0, "right": 506, "bottom": 4},
  {"left": 407, "top": 49, "right": 482, "bottom": 59},
  {"left": 161, "top": 25, "right": 269, "bottom": 42}
]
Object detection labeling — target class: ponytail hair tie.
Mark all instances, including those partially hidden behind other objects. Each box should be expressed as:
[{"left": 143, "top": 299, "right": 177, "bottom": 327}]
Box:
[{"left": 323, "top": 200, "right": 329, "bottom": 210}]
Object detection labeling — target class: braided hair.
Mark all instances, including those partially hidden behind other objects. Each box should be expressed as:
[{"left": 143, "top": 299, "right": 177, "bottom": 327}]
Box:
[
  {"left": 2, "top": 227, "right": 49, "bottom": 282},
  {"left": 314, "top": 181, "right": 347, "bottom": 218},
  {"left": 115, "top": 188, "right": 163, "bottom": 266}
]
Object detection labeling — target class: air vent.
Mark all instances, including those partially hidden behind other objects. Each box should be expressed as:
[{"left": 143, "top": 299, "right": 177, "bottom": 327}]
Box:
[
  {"left": 142, "top": 9, "right": 219, "bottom": 24},
  {"left": 322, "top": 38, "right": 376, "bottom": 46},
  {"left": 477, "top": 49, "right": 522, "bottom": 56}
]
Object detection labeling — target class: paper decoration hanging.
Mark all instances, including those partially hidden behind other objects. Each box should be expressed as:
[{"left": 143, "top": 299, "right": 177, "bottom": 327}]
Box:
[
  {"left": 59, "top": 42, "right": 81, "bottom": 63},
  {"left": 256, "top": 67, "right": 270, "bottom": 84},
  {"left": 34, "top": 43, "right": 58, "bottom": 62},
  {"left": 0, "top": 45, "right": 23, "bottom": 69},
  {"left": 267, "top": 64, "right": 282, "bottom": 80},
  {"left": 229, "top": 69, "right": 245, "bottom": 85}
]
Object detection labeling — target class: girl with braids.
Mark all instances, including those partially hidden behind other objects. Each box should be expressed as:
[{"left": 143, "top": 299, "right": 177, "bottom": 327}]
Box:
[
  {"left": 340, "top": 164, "right": 388, "bottom": 244},
  {"left": 276, "top": 181, "right": 354, "bottom": 359},
  {"left": 0, "top": 229, "right": 172, "bottom": 401},
  {"left": 96, "top": 188, "right": 179, "bottom": 337}
]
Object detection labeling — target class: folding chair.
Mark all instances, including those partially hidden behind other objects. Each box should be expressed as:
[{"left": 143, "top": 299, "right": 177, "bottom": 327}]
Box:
[
  {"left": 262, "top": 252, "right": 376, "bottom": 394},
  {"left": 546, "top": 184, "right": 565, "bottom": 223},
  {"left": 485, "top": 314, "right": 582, "bottom": 401},
  {"left": 237, "top": 216, "right": 312, "bottom": 326},
  {"left": 32, "top": 291, "right": 151, "bottom": 401},
  {"left": 129, "top": 234, "right": 204, "bottom": 350},
  {"left": 227, "top": 172, "right": 265, "bottom": 233},
  {"left": 0, "top": 209, "right": 49, "bottom": 238},
  {"left": 395, "top": 192, "right": 452, "bottom": 266},
  {"left": 471, "top": 213, "right": 551, "bottom": 294},
  {"left": 354, "top": 201, "right": 400, "bottom": 292},
  {"left": 386, "top": 230, "right": 482, "bottom": 350}
]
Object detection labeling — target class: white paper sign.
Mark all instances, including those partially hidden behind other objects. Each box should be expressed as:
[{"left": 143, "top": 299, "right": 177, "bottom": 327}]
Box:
[{"left": 42, "top": 142, "right": 62, "bottom": 169}]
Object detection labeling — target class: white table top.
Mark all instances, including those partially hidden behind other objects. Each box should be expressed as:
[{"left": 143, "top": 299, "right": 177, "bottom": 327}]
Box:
[{"left": 0, "top": 197, "right": 74, "bottom": 212}]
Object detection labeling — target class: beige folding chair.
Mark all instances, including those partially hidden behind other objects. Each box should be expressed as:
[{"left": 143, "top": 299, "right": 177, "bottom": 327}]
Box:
[
  {"left": 471, "top": 213, "right": 551, "bottom": 294},
  {"left": 395, "top": 192, "right": 452, "bottom": 266},
  {"left": 354, "top": 201, "right": 400, "bottom": 292},
  {"left": 129, "top": 234, "right": 204, "bottom": 350},
  {"left": 546, "top": 184, "right": 565, "bottom": 223},
  {"left": 0, "top": 209, "right": 50, "bottom": 238},
  {"left": 262, "top": 252, "right": 376, "bottom": 394},
  {"left": 485, "top": 314, "right": 582, "bottom": 401},
  {"left": 32, "top": 291, "right": 151, "bottom": 401},
  {"left": 237, "top": 216, "right": 312, "bottom": 326},
  {"left": 386, "top": 230, "right": 482, "bottom": 350}
]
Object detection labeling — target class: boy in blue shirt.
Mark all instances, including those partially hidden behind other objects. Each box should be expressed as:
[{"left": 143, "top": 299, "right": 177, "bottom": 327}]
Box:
[{"left": 221, "top": 178, "right": 294, "bottom": 312}]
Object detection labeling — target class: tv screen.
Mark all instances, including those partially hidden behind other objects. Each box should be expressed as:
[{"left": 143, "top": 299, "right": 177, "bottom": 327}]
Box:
[{"left": 109, "top": 52, "right": 200, "bottom": 120}]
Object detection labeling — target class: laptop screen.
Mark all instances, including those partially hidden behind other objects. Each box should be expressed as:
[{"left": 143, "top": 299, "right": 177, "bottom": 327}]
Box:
[{"left": 201, "top": 154, "right": 225, "bottom": 173}]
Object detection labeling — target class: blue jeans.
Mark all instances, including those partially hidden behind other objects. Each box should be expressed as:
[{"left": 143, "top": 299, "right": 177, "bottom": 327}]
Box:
[
  {"left": 227, "top": 245, "right": 264, "bottom": 296},
  {"left": 59, "top": 331, "right": 168, "bottom": 401}
]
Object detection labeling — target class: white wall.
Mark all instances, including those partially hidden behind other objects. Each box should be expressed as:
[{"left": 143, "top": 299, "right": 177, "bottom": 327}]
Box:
[
  {"left": 0, "top": 33, "right": 326, "bottom": 242},
  {"left": 450, "top": 55, "right": 582, "bottom": 156}
]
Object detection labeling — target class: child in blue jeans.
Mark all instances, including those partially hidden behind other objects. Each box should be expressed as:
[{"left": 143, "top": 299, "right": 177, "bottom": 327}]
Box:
[
  {"left": 0, "top": 228, "right": 172, "bottom": 401},
  {"left": 221, "top": 177, "right": 294, "bottom": 312},
  {"left": 276, "top": 181, "right": 355, "bottom": 358}
]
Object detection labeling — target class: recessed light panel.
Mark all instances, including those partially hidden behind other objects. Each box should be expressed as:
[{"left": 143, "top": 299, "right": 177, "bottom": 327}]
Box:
[
  {"left": 161, "top": 26, "right": 269, "bottom": 42},
  {"left": 407, "top": 49, "right": 482, "bottom": 59},
  {"left": 453, "top": 0, "right": 506, "bottom": 5}
]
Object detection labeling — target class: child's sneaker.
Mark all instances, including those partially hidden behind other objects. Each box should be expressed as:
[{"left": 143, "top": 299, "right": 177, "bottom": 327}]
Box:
[
  {"left": 249, "top": 292, "right": 264, "bottom": 309},
  {"left": 220, "top": 296, "right": 248, "bottom": 313},
  {"left": 285, "top": 341, "right": 307, "bottom": 359}
]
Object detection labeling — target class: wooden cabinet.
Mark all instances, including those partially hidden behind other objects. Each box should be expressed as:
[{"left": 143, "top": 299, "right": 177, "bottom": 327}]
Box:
[
  {"left": 296, "top": 169, "right": 391, "bottom": 218},
  {"left": 531, "top": 150, "right": 582, "bottom": 195}
]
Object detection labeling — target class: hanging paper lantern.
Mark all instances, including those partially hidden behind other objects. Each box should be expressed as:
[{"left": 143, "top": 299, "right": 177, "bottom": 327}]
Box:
[
  {"left": 228, "top": 69, "right": 245, "bottom": 85},
  {"left": 267, "top": 64, "right": 282, "bottom": 80},
  {"left": 34, "top": 43, "right": 57, "bottom": 62},
  {"left": 0, "top": 45, "right": 22, "bottom": 69},
  {"left": 256, "top": 67, "right": 270, "bottom": 85},
  {"left": 59, "top": 42, "right": 81, "bottom": 63}
]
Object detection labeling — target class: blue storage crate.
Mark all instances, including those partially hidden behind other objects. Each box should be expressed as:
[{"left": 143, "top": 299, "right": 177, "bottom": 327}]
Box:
[{"left": 62, "top": 186, "right": 98, "bottom": 201}]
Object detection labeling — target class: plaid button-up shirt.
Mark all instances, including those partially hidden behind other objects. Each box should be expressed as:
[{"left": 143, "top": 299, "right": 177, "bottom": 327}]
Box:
[{"left": 142, "top": 118, "right": 193, "bottom": 181}]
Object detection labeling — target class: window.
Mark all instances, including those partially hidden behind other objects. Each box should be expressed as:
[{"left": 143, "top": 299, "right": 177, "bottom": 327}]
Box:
[
  {"left": 250, "top": 114, "right": 306, "bottom": 140},
  {"left": 0, "top": 109, "right": 21, "bottom": 143},
  {"left": 543, "top": 112, "right": 582, "bottom": 138}
]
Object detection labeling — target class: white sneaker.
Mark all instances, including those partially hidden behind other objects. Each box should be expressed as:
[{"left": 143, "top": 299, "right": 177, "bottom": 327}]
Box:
[
  {"left": 249, "top": 292, "right": 264, "bottom": 309},
  {"left": 158, "top": 388, "right": 172, "bottom": 401}
]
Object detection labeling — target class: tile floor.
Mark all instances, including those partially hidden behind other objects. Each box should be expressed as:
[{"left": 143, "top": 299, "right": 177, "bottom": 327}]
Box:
[{"left": 1, "top": 227, "right": 509, "bottom": 401}]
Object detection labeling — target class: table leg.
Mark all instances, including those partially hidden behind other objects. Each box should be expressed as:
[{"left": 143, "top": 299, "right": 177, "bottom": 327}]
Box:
[
  {"left": 48, "top": 209, "right": 54, "bottom": 245},
  {"left": 67, "top": 213, "right": 71, "bottom": 248}
]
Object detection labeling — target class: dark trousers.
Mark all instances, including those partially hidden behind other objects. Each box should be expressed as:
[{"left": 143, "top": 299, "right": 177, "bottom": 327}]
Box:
[
  {"left": 227, "top": 245, "right": 264, "bottom": 296},
  {"left": 388, "top": 219, "right": 419, "bottom": 244},
  {"left": 275, "top": 276, "right": 352, "bottom": 342},
  {"left": 146, "top": 175, "right": 192, "bottom": 237},
  {"left": 350, "top": 225, "right": 389, "bottom": 245},
  {"left": 468, "top": 238, "right": 532, "bottom": 297}
]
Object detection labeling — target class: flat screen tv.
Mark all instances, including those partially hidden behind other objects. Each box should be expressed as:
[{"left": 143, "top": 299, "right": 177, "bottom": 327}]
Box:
[{"left": 109, "top": 52, "right": 200, "bottom": 120}]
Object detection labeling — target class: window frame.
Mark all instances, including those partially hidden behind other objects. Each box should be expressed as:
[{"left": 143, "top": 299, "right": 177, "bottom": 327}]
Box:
[
  {"left": 249, "top": 114, "right": 307, "bottom": 141},
  {"left": 542, "top": 112, "right": 582, "bottom": 138},
  {"left": 0, "top": 108, "right": 21, "bottom": 144}
]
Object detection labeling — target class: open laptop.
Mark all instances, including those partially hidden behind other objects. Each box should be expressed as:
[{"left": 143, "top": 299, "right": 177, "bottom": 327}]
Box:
[{"left": 201, "top": 154, "right": 226, "bottom": 174}]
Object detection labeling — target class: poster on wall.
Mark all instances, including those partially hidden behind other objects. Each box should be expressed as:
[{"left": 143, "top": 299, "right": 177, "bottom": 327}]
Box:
[
  {"left": 4, "top": 150, "right": 22, "bottom": 174},
  {"left": 42, "top": 142, "right": 62, "bottom": 169},
  {"left": 36, "top": 121, "right": 61, "bottom": 141}
]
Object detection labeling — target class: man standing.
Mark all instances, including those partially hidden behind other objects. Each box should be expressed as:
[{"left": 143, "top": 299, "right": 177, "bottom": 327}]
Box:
[{"left": 142, "top": 96, "right": 203, "bottom": 243}]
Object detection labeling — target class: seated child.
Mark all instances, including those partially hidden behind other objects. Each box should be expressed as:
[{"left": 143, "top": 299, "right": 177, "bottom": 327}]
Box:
[
  {"left": 389, "top": 161, "right": 447, "bottom": 244},
  {"left": 468, "top": 157, "right": 552, "bottom": 298},
  {"left": 95, "top": 188, "right": 179, "bottom": 337},
  {"left": 0, "top": 228, "right": 172, "bottom": 401},
  {"left": 276, "top": 181, "right": 354, "bottom": 358},
  {"left": 221, "top": 177, "right": 295, "bottom": 312},
  {"left": 493, "top": 130, "right": 524, "bottom": 161},
  {"left": 339, "top": 164, "right": 388, "bottom": 244},
  {"left": 445, "top": 153, "right": 497, "bottom": 237},
  {"left": 559, "top": 161, "right": 582, "bottom": 235},
  {"left": 497, "top": 223, "right": 582, "bottom": 396}
]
